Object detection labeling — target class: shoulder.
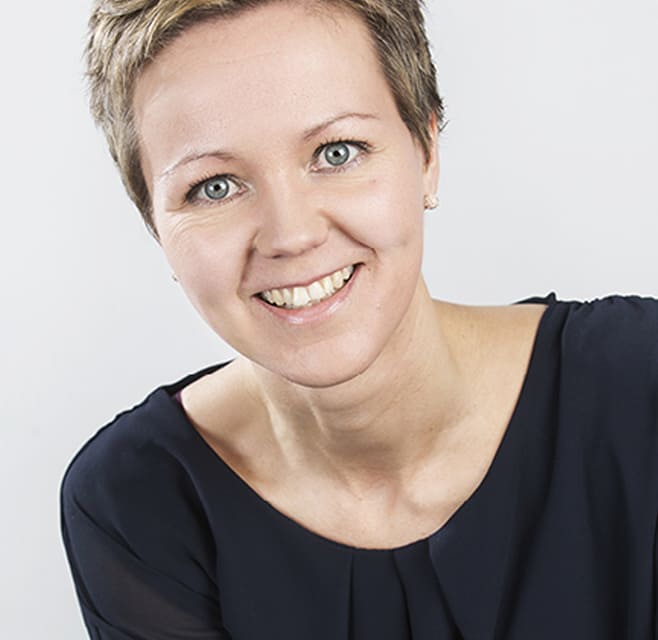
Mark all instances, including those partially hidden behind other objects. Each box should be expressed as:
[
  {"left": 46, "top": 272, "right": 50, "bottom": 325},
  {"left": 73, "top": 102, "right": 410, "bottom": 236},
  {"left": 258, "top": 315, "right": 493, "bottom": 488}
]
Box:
[
  {"left": 456, "top": 292, "right": 658, "bottom": 437},
  {"left": 557, "top": 294, "right": 658, "bottom": 383},
  {"left": 62, "top": 361, "right": 230, "bottom": 514},
  {"left": 59, "top": 379, "right": 228, "bottom": 631},
  {"left": 60, "top": 380, "right": 217, "bottom": 582},
  {"left": 550, "top": 295, "right": 658, "bottom": 480},
  {"left": 62, "top": 387, "right": 179, "bottom": 512},
  {"left": 549, "top": 296, "right": 658, "bottom": 525},
  {"left": 561, "top": 293, "right": 658, "bottom": 341}
]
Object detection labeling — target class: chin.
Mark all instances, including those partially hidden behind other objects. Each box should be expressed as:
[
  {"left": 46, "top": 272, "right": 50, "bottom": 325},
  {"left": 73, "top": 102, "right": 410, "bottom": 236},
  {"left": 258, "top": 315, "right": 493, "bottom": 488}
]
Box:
[
  {"left": 280, "top": 362, "right": 371, "bottom": 390},
  {"left": 253, "top": 338, "right": 382, "bottom": 390}
]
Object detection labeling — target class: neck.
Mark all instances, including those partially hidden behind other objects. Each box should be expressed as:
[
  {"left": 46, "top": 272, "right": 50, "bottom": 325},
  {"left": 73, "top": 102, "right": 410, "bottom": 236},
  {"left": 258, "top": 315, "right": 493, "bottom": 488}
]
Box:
[{"left": 245, "top": 280, "right": 474, "bottom": 495}]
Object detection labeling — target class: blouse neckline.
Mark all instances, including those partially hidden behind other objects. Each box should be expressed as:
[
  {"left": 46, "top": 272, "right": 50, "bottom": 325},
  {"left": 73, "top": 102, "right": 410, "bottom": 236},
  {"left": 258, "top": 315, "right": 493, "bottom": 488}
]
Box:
[{"left": 160, "top": 294, "right": 560, "bottom": 554}]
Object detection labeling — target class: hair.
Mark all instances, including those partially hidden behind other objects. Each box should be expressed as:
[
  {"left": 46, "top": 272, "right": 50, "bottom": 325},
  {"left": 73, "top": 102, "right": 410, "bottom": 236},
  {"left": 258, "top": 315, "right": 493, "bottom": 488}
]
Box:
[{"left": 86, "top": 0, "right": 444, "bottom": 240}]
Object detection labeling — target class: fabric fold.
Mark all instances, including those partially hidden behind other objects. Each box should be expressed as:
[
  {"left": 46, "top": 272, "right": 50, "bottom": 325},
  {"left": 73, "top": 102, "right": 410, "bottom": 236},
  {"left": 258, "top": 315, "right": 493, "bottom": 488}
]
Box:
[{"left": 394, "top": 541, "right": 461, "bottom": 638}]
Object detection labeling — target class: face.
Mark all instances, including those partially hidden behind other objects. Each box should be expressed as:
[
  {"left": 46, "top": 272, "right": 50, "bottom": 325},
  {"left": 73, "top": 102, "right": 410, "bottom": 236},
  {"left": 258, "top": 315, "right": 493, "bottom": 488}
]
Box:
[{"left": 133, "top": 1, "right": 438, "bottom": 388}]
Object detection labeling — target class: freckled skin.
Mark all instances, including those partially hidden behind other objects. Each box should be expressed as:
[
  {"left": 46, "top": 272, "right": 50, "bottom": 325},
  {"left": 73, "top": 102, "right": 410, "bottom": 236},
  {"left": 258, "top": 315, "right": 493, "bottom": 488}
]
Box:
[{"left": 133, "top": 2, "right": 439, "bottom": 389}]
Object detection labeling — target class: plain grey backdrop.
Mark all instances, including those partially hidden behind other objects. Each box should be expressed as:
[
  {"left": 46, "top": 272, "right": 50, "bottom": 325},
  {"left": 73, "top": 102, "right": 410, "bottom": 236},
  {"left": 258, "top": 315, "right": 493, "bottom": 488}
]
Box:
[{"left": 1, "top": 0, "right": 656, "bottom": 637}]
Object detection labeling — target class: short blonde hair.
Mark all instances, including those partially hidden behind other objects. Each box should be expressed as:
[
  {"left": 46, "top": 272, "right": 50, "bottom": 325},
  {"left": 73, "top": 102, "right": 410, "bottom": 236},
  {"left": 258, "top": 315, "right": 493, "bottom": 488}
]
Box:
[{"left": 86, "top": 0, "right": 444, "bottom": 239}]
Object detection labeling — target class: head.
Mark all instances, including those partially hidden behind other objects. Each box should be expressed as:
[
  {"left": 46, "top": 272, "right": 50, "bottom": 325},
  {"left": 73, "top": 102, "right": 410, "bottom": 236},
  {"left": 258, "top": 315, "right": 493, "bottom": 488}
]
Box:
[
  {"left": 87, "top": 0, "right": 444, "bottom": 388},
  {"left": 86, "top": 0, "right": 444, "bottom": 241}
]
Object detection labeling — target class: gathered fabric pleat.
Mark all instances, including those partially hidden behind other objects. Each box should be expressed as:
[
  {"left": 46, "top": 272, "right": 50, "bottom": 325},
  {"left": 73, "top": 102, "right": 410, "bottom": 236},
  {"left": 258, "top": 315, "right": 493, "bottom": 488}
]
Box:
[
  {"left": 348, "top": 550, "right": 410, "bottom": 639},
  {"left": 394, "top": 541, "right": 462, "bottom": 639}
]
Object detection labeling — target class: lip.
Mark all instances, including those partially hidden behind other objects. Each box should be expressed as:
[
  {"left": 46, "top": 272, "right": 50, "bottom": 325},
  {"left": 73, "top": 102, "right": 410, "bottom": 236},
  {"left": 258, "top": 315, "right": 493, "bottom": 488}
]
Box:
[{"left": 253, "top": 263, "right": 361, "bottom": 325}]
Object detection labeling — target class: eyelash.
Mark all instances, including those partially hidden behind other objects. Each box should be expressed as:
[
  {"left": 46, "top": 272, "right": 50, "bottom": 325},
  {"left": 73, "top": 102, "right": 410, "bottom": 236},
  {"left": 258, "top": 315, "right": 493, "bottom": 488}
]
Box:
[
  {"left": 185, "top": 173, "right": 241, "bottom": 206},
  {"left": 184, "top": 138, "right": 371, "bottom": 205},
  {"left": 311, "top": 138, "right": 372, "bottom": 173}
]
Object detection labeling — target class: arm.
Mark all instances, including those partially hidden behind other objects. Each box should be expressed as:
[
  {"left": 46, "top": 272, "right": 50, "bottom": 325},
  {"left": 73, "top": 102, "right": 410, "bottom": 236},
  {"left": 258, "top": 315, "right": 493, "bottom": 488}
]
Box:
[{"left": 60, "top": 427, "right": 231, "bottom": 640}]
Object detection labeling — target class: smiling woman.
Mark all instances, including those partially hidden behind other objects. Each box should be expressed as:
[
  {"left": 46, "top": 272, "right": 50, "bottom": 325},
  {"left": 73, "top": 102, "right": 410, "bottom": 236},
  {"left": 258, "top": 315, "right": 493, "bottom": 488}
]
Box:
[
  {"left": 135, "top": 4, "right": 439, "bottom": 388},
  {"left": 60, "top": 1, "right": 658, "bottom": 639}
]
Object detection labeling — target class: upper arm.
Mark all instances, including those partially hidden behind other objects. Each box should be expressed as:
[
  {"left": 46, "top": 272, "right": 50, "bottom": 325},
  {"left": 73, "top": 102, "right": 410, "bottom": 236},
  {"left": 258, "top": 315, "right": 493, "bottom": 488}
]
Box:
[{"left": 60, "top": 421, "right": 231, "bottom": 640}]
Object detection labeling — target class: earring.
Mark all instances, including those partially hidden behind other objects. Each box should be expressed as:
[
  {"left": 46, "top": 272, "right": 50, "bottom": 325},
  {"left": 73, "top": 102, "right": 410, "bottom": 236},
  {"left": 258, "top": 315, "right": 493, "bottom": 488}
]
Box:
[
  {"left": 423, "top": 194, "right": 439, "bottom": 210},
  {"left": 171, "top": 273, "right": 179, "bottom": 282}
]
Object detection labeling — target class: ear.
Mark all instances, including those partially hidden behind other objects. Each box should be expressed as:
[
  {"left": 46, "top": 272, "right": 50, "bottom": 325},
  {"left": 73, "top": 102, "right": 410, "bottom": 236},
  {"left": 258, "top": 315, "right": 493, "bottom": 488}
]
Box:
[{"left": 422, "top": 112, "right": 440, "bottom": 198}]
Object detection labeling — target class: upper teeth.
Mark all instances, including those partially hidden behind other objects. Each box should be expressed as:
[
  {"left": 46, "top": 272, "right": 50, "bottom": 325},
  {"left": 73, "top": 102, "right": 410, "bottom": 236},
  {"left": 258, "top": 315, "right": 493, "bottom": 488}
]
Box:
[{"left": 259, "top": 265, "right": 355, "bottom": 309}]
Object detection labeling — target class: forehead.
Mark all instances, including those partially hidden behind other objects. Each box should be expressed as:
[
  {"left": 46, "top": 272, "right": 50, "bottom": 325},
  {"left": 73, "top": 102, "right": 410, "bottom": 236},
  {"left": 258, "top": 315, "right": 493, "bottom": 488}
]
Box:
[{"left": 133, "top": 2, "right": 398, "bottom": 168}]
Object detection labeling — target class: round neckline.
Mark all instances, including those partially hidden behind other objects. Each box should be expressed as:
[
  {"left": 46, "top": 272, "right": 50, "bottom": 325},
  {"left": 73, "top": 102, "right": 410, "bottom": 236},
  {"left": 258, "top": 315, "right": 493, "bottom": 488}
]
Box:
[{"left": 161, "top": 294, "right": 560, "bottom": 554}]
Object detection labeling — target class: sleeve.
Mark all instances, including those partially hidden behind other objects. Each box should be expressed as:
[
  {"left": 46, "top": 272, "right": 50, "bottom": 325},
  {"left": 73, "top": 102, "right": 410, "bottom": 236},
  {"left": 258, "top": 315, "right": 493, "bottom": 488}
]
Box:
[
  {"left": 60, "top": 421, "right": 232, "bottom": 640},
  {"left": 562, "top": 295, "right": 658, "bottom": 406},
  {"left": 561, "top": 295, "right": 658, "bottom": 632}
]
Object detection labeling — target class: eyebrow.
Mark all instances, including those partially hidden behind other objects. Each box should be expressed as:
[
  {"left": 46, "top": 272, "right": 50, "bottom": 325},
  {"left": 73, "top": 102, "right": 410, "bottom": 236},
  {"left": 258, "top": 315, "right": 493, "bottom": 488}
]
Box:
[
  {"left": 157, "top": 111, "right": 379, "bottom": 181},
  {"left": 158, "top": 149, "right": 236, "bottom": 182},
  {"left": 301, "top": 111, "right": 378, "bottom": 142}
]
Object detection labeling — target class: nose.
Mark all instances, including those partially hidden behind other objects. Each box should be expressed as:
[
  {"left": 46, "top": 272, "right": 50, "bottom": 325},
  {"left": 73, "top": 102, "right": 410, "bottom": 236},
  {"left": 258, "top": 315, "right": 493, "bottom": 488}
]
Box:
[{"left": 253, "top": 176, "right": 329, "bottom": 258}]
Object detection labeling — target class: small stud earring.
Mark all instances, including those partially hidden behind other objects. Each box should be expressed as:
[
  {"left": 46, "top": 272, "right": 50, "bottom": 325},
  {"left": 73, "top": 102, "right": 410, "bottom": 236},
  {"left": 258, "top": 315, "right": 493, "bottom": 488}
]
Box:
[
  {"left": 171, "top": 273, "right": 179, "bottom": 282},
  {"left": 423, "top": 194, "right": 439, "bottom": 210}
]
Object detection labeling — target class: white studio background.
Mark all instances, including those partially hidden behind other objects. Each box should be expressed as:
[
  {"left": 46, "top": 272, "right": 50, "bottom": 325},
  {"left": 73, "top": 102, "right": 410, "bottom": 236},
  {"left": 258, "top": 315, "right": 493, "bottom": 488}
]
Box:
[{"left": 1, "top": 1, "right": 656, "bottom": 638}]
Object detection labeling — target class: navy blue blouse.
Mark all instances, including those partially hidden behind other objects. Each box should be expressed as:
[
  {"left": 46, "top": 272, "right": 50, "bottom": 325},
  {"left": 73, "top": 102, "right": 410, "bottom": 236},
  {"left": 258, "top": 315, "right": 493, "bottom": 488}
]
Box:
[{"left": 61, "top": 292, "right": 658, "bottom": 639}]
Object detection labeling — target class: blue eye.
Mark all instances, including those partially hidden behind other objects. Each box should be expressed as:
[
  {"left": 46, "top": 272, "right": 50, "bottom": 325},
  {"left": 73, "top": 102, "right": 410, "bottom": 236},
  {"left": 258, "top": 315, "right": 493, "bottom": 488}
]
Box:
[
  {"left": 186, "top": 174, "right": 242, "bottom": 205},
  {"left": 323, "top": 142, "right": 351, "bottom": 166},
  {"left": 202, "top": 177, "right": 230, "bottom": 200},
  {"left": 313, "top": 140, "right": 370, "bottom": 172}
]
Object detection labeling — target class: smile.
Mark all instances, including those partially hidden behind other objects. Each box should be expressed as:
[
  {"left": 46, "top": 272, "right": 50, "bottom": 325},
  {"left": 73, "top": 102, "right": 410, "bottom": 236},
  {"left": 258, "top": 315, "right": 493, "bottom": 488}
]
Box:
[{"left": 258, "top": 265, "right": 356, "bottom": 310}]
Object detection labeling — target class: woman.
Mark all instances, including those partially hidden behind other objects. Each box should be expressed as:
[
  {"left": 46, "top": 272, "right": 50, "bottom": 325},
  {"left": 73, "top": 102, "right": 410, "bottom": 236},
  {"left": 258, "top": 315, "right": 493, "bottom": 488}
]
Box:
[{"left": 61, "top": 0, "right": 658, "bottom": 638}]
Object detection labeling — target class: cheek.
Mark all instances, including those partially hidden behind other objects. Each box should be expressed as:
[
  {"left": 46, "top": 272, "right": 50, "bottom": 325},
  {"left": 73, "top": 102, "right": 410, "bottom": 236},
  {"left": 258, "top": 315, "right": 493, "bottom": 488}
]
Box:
[
  {"left": 331, "top": 173, "right": 424, "bottom": 249},
  {"left": 161, "top": 220, "right": 250, "bottom": 299}
]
